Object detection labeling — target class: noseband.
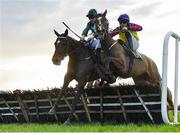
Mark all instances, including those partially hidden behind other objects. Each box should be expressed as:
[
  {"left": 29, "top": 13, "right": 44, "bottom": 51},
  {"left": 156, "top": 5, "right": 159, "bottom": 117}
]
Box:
[
  {"left": 96, "top": 17, "right": 109, "bottom": 39},
  {"left": 96, "top": 17, "right": 119, "bottom": 52}
]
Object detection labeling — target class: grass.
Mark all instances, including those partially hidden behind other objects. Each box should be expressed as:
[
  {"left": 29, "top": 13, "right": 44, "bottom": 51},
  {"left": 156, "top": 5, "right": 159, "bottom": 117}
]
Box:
[
  {"left": 0, "top": 122, "right": 180, "bottom": 132},
  {"left": 0, "top": 111, "right": 180, "bottom": 132}
]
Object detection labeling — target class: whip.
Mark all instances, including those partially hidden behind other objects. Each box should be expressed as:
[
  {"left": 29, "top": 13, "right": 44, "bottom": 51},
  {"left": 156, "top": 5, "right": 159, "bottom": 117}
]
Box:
[{"left": 62, "top": 22, "right": 81, "bottom": 39}]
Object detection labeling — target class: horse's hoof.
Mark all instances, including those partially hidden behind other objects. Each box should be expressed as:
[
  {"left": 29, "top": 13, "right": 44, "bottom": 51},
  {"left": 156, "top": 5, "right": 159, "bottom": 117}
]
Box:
[
  {"left": 48, "top": 107, "right": 56, "bottom": 114},
  {"left": 109, "top": 75, "right": 116, "bottom": 84},
  {"left": 64, "top": 119, "right": 71, "bottom": 125},
  {"left": 99, "top": 81, "right": 104, "bottom": 87}
]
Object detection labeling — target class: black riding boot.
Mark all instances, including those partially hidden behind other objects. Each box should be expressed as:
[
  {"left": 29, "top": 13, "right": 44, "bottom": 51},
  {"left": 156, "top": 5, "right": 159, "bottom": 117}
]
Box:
[
  {"left": 95, "top": 48, "right": 109, "bottom": 82},
  {"left": 125, "top": 32, "right": 142, "bottom": 60},
  {"left": 125, "top": 32, "right": 139, "bottom": 58},
  {"left": 125, "top": 32, "right": 133, "bottom": 50},
  {"left": 95, "top": 48, "right": 101, "bottom": 64}
]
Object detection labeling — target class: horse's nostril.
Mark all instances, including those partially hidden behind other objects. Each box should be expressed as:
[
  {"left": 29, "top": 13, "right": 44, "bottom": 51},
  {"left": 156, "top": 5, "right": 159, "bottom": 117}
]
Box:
[
  {"left": 52, "top": 58, "right": 57, "bottom": 62},
  {"left": 52, "top": 58, "right": 61, "bottom": 65},
  {"left": 55, "top": 59, "right": 59, "bottom": 62}
]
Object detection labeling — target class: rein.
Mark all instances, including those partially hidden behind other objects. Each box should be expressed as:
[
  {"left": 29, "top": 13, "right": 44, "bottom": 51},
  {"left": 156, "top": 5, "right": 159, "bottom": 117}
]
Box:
[{"left": 108, "top": 42, "right": 118, "bottom": 51}]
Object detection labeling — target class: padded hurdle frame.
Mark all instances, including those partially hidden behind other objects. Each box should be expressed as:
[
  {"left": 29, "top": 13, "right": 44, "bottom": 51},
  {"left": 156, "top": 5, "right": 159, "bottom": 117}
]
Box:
[{"left": 0, "top": 85, "right": 163, "bottom": 123}]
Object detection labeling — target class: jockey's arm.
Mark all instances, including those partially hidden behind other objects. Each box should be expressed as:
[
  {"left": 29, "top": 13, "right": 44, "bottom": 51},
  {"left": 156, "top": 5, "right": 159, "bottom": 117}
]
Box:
[
  {"left": 128, "top": 23, "right": 143, "bottom": 31},
  {"left": 80, "top": 35, "right": 85, "bottom": 41},
  {"left": 84, "top": 33, "right": 94, "bottom": 41},
  {"left": 81, "top": 22, "right": 93, "bottom": 41},
  {"left": 109, "top": 27, "right": 120, "bottom": 37},
  {"left": 82, "top": 22, "right": 91, "bottom": 37}
]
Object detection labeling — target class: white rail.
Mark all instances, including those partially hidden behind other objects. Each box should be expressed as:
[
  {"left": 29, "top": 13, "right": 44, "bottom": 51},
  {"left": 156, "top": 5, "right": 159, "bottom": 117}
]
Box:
[{"left": 161, "top": 31, "right": 180, "bottom": 124}]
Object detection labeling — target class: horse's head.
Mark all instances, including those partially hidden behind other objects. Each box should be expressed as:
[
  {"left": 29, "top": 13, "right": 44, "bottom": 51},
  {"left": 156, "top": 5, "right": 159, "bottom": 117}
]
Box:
[
  {"left": 52, "top": 29, "right": 69, "bottom": 65},
  {"left": 95, "top": 10, "right": 109, "bottom": 39}
]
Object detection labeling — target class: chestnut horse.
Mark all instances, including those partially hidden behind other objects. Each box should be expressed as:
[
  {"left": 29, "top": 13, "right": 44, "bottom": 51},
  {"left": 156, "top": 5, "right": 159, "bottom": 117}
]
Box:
[
  {"left": 49, "top": 29, "right": 115, "bottom": 124},
  {"left": 95, "top": 10, "right": 173, "bottom": 108}
]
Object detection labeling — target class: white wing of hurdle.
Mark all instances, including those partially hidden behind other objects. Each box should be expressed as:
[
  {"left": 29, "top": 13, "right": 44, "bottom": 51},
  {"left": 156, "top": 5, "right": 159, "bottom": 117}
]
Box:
[{"left": 161, "top": 31, "right": 180, "bottom": 124}]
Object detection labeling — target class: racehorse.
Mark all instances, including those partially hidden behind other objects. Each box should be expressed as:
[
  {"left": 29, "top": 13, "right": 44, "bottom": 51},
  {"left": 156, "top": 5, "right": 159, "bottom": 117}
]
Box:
[
  {"left": 95, "top": 10, "right": 173, "bottom": 108},
  {"left": 49, "top": 29, "right": 115, "bottom": 124}
]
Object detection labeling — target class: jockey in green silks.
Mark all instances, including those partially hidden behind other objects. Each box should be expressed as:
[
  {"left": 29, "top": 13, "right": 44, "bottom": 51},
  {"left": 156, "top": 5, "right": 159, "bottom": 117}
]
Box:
[{"left": 80, "top": 8, "right": 112, "bottom": 83}]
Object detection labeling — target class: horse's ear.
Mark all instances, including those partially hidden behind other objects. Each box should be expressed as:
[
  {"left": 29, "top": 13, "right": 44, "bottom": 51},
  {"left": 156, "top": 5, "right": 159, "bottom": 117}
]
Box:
[
  {"left": 64, "top": 29, "right": 68, "bottom": 36},
  {"left": 103, "top": 9, "right": 107, "bottom": 17},
  {"left": 54, "top": 29, "right": 60, "bottom": 37}
]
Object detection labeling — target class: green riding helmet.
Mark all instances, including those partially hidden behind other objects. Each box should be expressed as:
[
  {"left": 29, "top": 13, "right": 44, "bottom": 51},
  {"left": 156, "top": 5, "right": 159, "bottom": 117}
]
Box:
[{"left": 86, "top": 9, "right": 97, "bottom": 17}]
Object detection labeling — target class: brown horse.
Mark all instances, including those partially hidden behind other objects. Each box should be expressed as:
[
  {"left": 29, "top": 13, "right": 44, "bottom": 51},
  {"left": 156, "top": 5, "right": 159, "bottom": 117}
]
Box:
[
  {"left": 95, "top": 10, "right": 173, "bottom": 108},
  {"left": 49, "top": 29, "right": 115, "bottom": 124}
]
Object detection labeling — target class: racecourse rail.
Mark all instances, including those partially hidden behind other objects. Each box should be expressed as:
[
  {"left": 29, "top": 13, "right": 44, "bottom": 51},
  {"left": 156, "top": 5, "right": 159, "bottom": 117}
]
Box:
[{"left": 161, "top": 31, "right": 180, "bottom": 124}]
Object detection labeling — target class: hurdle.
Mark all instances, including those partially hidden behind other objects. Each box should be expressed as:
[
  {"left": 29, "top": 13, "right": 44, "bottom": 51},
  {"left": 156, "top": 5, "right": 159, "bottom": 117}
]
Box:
[
  {"left": 0, "top": 85, "right": 163, "bottom": 123},
  {"left": 161, "top": 31, "right": 180, "bottom": 124}
]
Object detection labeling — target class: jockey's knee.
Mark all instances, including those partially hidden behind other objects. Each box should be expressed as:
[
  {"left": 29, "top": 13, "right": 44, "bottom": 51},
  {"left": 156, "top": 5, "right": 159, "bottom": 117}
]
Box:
[
  {"left": 95, "top": 44, "right": 101, "bottom": 49},
  {"left": 125, "top": 31, "right": 131, "bottom": 37},
  {"left": 95, "top": 41, "right": 101, "bottom": 49}
]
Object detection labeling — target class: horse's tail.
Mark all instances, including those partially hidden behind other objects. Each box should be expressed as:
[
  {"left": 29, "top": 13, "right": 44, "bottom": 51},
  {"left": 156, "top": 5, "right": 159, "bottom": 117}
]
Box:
[
  {"left": 144, "top": 55, "right": 161, "bottom": 86},
  {"left": 144, "top": 55, "right": 174, "bottom": 109},
  {"left": 167, "top": 87, "right": 174, "bottom": 109}
]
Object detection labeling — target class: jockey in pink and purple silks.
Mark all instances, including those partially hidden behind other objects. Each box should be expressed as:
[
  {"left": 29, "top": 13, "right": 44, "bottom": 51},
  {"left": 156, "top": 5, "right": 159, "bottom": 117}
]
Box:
[{"left": 109, "top": 14, "right": 143, "bottom": 58}]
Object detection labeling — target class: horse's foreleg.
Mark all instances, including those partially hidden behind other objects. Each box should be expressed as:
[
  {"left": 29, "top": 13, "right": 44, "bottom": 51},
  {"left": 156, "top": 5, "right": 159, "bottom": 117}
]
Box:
[
  {"left": 64, "top": 82, "right": 86, "bottom": 125},
  {"left": 49, "top": 73, "right": 73, "bottom": 114}
]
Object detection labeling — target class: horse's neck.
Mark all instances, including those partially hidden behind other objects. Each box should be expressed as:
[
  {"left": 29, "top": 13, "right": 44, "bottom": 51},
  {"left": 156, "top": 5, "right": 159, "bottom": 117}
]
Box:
[
  {"left": 67, "top": 36, "right": 90, "bottom": 60},
  {"left": 68, "top": 36, "right": 82, "bottom": 48},
  {"left": 101, "top": 34, "right": 126, "bottom": 58},
  {"left": 101, "top": 34, "right": 115, "bottom": 50}
]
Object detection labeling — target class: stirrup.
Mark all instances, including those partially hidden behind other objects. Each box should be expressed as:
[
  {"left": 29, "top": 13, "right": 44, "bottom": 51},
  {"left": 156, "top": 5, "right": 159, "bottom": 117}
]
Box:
[
  {"left": 134, "top": 51, "right": 143, "bottom": 60},
  {"left": 129, "top": 49, "right": 142, "bottom": 60}
]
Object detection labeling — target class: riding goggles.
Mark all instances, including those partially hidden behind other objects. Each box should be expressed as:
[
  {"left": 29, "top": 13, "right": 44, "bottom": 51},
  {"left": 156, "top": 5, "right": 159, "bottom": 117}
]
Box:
[
  {"left": 88, "top": 15, "right": 95, "bottom": 19},
  {"left": 119, "top": 19, "right": 129, "bottom": 24}
]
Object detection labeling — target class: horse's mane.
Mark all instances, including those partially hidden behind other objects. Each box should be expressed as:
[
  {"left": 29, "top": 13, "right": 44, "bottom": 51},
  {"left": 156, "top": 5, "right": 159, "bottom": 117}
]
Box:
[
  {"left": 65, "top": 35, "right": 92, "bottom": 56},
  {"left": 66, "top": 36, "right": 83, "bottom": 47}
]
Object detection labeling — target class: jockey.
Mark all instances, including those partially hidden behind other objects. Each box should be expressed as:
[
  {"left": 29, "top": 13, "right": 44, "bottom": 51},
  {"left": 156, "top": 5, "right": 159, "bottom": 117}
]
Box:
[
  {"left": 80, "top": 9, "right": 108, "bottom": 82},
  {"left": 80, "top": 9, "right": 101, "bottom": 61},
  {"left": 109, "top": 14, "right": 143, "bottom": 59}
]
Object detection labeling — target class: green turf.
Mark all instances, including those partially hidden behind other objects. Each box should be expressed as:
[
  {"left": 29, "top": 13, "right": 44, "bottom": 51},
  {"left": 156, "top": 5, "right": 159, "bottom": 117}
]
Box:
[
  {"left": 0, "top": 111, "right": 180, "bottom": 132},
  {"left": 0, "top": 122, "right": 180, "bottom": 132}
]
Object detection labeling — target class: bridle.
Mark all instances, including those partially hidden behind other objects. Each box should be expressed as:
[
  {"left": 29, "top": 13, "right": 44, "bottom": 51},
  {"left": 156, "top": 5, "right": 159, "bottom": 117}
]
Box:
[
  {"left": 96, "top": 15, "right": 118, "bottom": 52},
  {"left": 56, "top": 36, "right": 79, "bottom": 56},
  {"left": 96, "top": 16, "right": 109, "bottom": 40}
]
